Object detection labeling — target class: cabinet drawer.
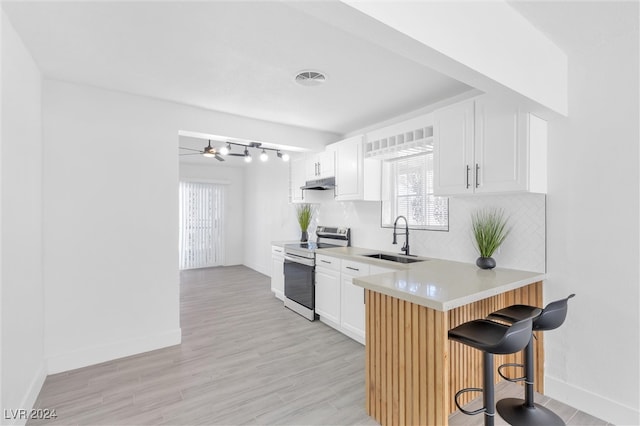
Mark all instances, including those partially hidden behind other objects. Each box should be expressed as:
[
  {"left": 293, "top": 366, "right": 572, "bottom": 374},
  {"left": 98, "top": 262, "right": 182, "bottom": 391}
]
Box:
[
  {"left": 341, "top": 260, "right": 370, "bottom": 277},
  {"left": 316, "top": 254, "right": 340, "bottom": 271}
]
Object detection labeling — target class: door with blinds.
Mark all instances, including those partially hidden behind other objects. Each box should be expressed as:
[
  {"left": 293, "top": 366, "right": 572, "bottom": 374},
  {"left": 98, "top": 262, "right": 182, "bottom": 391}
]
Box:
[{"left": 179, "top": 181, "right": 224, "bottom": 269}]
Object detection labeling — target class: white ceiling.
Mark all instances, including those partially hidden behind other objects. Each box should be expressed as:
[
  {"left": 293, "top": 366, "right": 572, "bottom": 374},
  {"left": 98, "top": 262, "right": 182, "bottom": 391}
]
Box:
[
  {"left": 2, "top": 1, "right": 472, "bottom": 136},
  {"left": 6, "top": 0, "right": 634, "bottom": 166}
]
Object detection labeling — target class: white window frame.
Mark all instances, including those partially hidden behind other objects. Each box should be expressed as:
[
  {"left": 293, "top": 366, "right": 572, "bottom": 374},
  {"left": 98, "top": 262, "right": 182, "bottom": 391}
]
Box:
[{"left": 381, "top": 153, "right": 449, "bottom": 231}]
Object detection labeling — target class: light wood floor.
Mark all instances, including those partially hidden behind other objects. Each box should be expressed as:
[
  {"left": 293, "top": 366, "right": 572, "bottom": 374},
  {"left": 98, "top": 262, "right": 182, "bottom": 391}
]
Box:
[{"left": 30, "top": 265, "right": 609, "bottom": 426}]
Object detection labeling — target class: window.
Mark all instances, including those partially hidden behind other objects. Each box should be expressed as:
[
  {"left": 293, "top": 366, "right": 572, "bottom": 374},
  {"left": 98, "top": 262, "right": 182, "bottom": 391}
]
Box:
[
  {"left": 381, "top": 153, "right": 448, "bottom": 230},
  {"left": 179, "top": 181, "right": 225, "bottom": 269}
]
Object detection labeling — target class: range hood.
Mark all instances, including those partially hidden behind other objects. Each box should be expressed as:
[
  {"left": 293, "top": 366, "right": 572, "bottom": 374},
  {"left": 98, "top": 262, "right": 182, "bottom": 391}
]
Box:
[{"left": 300, "top": 176, "right": 335, "bottom": 190}]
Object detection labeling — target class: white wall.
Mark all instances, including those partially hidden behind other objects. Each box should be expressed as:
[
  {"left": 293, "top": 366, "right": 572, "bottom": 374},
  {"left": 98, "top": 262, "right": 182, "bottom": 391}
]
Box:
[
  {"left": 243, "top": 159, "right": 301, "bottom": 275},
  {"left": 0, "top": 11, "right": 46, "bottom": 424},
  {"left": 544, "top": 10, "right": 639, "bottom": 425},
  {"left": 179, "top": 163, "right": 245, "bottom": 266},
  {"left": 42, "top": 80, "right": 337, "bottom": 373}
]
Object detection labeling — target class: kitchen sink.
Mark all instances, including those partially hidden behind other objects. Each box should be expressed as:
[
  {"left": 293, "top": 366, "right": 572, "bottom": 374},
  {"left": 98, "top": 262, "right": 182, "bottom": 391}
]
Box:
[{"left": 362, "top": 253, "right": 426, "bottom": 264}]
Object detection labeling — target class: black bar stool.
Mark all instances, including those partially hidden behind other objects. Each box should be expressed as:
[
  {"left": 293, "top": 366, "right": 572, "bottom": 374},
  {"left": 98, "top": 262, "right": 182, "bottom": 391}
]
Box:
[
  {"left": 487, "top": 294, "right": 576, "bottom": 426},
  {"left": 448, "top": 311, "right": 540, "bottom": 426}
]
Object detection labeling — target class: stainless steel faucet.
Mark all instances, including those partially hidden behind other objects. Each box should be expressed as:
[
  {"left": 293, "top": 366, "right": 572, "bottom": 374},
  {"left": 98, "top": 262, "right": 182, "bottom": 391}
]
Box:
[{"left": 392, "top": 215, "right": 410, "bottom": 256}]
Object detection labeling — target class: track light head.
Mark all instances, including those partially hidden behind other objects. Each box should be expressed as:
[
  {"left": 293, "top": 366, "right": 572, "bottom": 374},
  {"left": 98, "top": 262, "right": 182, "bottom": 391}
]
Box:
[
  {"left": 244, "top": 147, "right": 252, "bottom": 163},
  {"left": 260, "top": 149, "right": 268, "bottom": 162},
  {"left": 277, "top": 151, "right": 290, "bottom": 162},
  {"left": 219, "top": 143, "right": 230, "bottom": 156}
]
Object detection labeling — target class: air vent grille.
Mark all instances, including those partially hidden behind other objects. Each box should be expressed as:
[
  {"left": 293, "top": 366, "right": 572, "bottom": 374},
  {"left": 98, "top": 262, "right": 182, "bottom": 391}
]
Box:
[{"left": 294, "top": 70, "right": 327, "bottom": 87}]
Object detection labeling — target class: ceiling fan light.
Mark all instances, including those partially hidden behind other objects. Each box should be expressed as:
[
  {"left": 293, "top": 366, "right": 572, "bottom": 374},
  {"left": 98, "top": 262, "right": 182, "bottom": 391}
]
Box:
[
  {"left": 202, "top": 151, "right": 215, "bottom": 158},
  {"left": 260, "top": 149, "right": 268, "bottom": 162}
]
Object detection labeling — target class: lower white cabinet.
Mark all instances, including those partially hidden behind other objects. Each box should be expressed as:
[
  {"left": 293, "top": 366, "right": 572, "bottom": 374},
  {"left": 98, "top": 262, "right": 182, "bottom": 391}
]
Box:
[
  {"left": 314, "top": 255, "right": 395, "bottom": 345},
  {"left": 315, "top": 255, "right": 341, "bottom": 327},
  {"left": 340, "top": 260, "right": 370, "bottom": 344},
  {"left": 271, "top": 246, "right": 285, "bottom": 300}
]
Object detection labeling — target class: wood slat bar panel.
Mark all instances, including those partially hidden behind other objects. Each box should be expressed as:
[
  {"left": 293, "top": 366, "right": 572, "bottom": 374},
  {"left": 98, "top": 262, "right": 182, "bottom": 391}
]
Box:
[{"left": 364, "top": 282, "right": 543, "bottom": 426}]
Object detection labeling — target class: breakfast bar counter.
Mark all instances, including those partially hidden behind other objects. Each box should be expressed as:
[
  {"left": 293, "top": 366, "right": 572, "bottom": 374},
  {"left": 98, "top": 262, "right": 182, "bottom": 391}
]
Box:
[{"left": 343, "top": 254, "right": 545, "bottom": 426}]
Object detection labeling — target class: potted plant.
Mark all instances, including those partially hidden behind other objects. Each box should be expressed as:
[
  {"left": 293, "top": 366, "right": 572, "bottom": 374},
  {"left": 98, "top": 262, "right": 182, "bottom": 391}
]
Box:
[
  {"left": 296, "top": 203, "right": 313, "bottom": 242},
  {"left": 471, "top": 207, "right": 510, "bottom": 269}
]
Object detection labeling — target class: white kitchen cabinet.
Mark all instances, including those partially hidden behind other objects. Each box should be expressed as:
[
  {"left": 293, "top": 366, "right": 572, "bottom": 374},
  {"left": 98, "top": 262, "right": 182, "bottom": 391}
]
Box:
[
  {"left": 331, "top": 135, "right": 381, "bottom": 201},
  {"left": 271, "top": 246, "right": 285, "bottom": 300},
  {"left": 314, "top": 254, "right": 341, "bottom": 328},
  {"left": 289, "top": 156, "right": 306, "bottom": 203},
  {"left": 433, "top": 96, "right": 547, "bottom": 195},
  {"left": 433, "top": 99, "right": 474, "bottom": 195},
  {"left": 305, "top": 149, "right": 335, "bottom": 180},
  {"left": 340, "top": 259, "right": 370, "bottom": 345},
  {"left": 314, "top": 255, "right": 397, "bottom": 344}
]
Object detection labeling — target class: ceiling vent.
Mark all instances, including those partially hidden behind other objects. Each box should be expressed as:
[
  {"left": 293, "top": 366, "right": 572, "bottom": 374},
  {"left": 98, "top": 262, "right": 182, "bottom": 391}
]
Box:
[{"left": 294, "top": 70, "right": 327, "bottom": 87}]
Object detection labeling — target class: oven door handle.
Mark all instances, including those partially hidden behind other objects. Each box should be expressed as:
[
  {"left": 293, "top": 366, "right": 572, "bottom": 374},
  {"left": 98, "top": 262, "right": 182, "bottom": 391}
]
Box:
[{"left": 284, "top": 254, "right": 315, "bottom": 267}]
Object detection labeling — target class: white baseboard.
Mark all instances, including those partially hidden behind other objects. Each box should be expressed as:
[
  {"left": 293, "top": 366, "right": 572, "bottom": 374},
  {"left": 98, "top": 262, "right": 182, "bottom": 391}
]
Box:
[
  {"left": 546, "top": 375, "right": 639, "bottom": 425},
  {"left": 5, "top": 364, "right": 48, "bottom": 426},
  {"left": 46, "top": 328, "right": 182, "bottom": 374}
]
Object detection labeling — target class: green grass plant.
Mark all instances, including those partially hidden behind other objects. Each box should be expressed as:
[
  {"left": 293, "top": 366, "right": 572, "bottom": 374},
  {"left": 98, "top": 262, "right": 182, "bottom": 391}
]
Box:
[
  {"left": 472, "top": 208, "right": 510, "bottom": 258},
  {"left": 296, "top": 203, "right": 313, "bottom": 231}
]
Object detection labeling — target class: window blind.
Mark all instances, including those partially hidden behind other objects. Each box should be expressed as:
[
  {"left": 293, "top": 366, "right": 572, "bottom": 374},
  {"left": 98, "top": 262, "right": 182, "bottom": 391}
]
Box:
[
  {"left": 382, "top": 153, "right": 448, "bottom": 230},
  {"left": 179, "top": 181, "right": 224, "bottom": 270}
]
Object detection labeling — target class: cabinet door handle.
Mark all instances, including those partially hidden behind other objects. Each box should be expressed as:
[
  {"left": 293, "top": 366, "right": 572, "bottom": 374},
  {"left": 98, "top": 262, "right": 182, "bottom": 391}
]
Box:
[
  {"left": 475, "top": 163, "right": 480, "bottom": 188},
  {"left": 346, "top": 266, "right": 360, "bottom": 271},
  {"left": 320, "top": 259, "right": 332, "bottom": 264},
  {"left": 466, "top": 165, "right": 471, "bottom": 189}
]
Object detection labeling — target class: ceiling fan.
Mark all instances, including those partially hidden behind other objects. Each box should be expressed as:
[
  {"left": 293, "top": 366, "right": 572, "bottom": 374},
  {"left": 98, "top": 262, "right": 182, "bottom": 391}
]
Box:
[{"left": 179, "top": 140, "right": 225, "bottom": 161}]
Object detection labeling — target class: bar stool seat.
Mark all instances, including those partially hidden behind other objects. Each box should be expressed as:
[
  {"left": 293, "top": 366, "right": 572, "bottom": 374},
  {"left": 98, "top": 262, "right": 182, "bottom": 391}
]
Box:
[
  {"left": 449, "top": 311, "right": 540, "bottom": 426},
  {"left": 487, "top": 294, "right": 575, "bottom": 426}
]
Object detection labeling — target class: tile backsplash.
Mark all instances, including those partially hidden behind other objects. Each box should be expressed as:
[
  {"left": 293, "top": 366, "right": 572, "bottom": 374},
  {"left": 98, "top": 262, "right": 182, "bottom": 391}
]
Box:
[{"left": 309, "top": 192, "right": 546, "bottom": 273}]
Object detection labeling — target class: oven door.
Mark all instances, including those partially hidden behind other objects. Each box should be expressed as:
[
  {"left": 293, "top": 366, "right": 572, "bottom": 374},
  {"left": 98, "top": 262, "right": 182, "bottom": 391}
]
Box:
[{"left": 283, "top": 254, "right": 315, "bottom": 315}]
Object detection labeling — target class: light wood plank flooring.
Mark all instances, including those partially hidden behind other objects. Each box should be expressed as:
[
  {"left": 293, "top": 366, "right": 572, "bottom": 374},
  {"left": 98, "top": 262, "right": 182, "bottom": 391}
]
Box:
[{"left": 29, "top": 265, "right": 609, "bottom": 425}]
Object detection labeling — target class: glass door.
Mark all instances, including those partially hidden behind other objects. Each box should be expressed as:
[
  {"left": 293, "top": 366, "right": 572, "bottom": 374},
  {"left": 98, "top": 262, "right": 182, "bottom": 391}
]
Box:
[{"left": 178, "top": 181, "right": 224, "bottom": 269}]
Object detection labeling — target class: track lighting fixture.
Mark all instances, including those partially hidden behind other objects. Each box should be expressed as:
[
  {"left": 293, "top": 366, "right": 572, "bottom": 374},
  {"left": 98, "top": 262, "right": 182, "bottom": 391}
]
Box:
[
  {"left": 180, "top": 140, "right": 290, "bottom": 164},
  {"left": 244, "top": 147, "right": 252, "bottom": 163}
]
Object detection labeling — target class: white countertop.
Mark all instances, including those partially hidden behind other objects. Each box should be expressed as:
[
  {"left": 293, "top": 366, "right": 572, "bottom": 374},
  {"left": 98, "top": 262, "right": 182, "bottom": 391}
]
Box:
[
  {"left": 318, "top": 247, "right": 545, "bottom": 311},
  {"left": 271, "top": 240, "right": 301, "bottom": 248}
]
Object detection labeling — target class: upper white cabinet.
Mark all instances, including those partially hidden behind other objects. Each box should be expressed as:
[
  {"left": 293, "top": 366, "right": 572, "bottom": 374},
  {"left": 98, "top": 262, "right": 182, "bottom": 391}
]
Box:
[
  {"left": 433, "top": 95, "right": 547, "bottom": 195},
  {"left": 331, "top": 135, "right": 381, "bottom": 201},
  {"left": 364, "top": 113, "right": 434, "bottom": 160},
  {"left": 306, "top": 148, "right": 335, "bottom": 180},
  {"left": 290, "top": 156, "right": 306, "bottom": 203}
]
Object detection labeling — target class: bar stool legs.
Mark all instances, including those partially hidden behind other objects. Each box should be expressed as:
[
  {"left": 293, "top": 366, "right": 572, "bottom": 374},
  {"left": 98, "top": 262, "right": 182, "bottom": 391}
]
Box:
[
  {"left": 496, "top": 334, "right": 564, "bottom": 426},
  {"left": 448, "top": 314, "right": 540, "bottom": 426},
  {"left": 488, "top": 294, "right": 575, "bottom": 426}
]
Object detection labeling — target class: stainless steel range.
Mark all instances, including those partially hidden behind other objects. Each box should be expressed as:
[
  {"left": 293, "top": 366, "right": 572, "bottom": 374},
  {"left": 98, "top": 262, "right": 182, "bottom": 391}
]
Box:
[{"left": 283, "top": 226, "right": 350, "bottom": 320}]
